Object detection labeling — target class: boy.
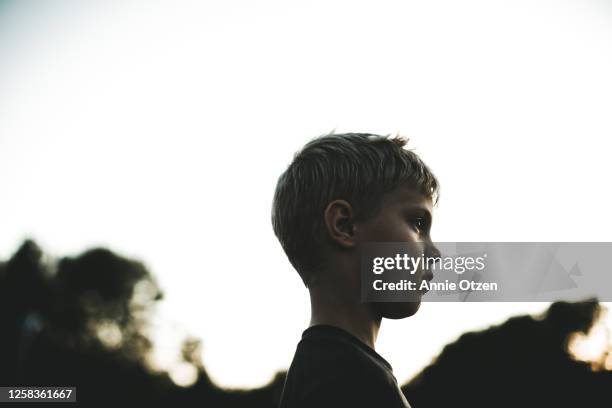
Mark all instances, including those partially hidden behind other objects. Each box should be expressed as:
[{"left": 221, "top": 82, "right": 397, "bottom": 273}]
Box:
[{"left": 272, "top": 133, "right": 440, "bottom": 407}]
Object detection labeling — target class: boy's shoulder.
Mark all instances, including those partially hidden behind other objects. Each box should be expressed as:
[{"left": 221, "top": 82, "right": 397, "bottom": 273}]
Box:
[
  {"left": 295, "top": 325, "right": 392, "bottom": 376},
  {"left": 279, "top": 325, "right": 411, "bottom": 408}
]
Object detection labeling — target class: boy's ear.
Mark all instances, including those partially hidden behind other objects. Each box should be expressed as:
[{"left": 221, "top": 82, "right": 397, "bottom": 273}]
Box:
[{"left": 323, "top": 200, "right": 357, "bottom": 248}]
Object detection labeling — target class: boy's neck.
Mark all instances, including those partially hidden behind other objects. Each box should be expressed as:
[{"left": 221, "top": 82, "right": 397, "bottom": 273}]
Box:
[{"left": 308, "top": 287, "right": 382, "bottom": 349}]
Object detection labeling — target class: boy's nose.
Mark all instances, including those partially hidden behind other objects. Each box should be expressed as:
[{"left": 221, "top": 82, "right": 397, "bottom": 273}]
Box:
[
  {"left": 422, "top": 241, "right": 440, "bottom": 282},
  {"left": 425, "top": 242, "right": 441, "bottom": 259}
]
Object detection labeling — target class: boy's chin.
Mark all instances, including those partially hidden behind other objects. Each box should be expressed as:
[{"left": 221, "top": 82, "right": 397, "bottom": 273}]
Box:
[{"left": 373, "top": 300, "right": 422, "bottom": 319}]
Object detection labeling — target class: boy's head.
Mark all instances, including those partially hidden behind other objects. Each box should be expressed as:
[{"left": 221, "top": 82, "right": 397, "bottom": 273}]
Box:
[{"left": 271, "top": 133, "right": 440, "bottom": 318}]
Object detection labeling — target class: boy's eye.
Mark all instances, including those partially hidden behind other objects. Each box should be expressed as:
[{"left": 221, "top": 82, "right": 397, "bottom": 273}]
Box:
[{"left": 411, "top": 217, "right": 425, "bottom": 232}]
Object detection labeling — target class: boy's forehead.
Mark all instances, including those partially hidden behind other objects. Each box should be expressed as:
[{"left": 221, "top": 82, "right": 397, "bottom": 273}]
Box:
[{"left": 385, "top": 183, "right": 433, "bottom": 210}]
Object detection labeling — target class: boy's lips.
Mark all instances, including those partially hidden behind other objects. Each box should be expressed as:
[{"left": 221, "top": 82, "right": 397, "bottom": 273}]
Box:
[{"left": 418, "top": 270, "right": 434, "bottom": 295}]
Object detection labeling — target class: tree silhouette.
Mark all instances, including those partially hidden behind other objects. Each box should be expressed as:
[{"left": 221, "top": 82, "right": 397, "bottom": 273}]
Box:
[{"left": 1, "top": 239, "right": 609, "bottom": 407}]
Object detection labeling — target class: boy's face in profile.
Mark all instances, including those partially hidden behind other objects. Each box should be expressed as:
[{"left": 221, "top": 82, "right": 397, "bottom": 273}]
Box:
[{"left": 355, "top": 183, "right": 437, "bottom": 318}]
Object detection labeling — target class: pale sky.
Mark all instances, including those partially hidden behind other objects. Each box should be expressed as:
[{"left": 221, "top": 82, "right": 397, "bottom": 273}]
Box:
[{"left": 1, "top": 0, "right": 611, "bottom": 388}]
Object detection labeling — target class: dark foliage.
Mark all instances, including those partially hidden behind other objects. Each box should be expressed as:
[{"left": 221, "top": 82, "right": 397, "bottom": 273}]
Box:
[{"left": 1, "top": 240, "right": 609, "bottom": 407}]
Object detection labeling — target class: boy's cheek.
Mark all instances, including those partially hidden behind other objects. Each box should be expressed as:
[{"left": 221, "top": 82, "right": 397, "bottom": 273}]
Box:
[{"left": 358, "top": 218, "right": 418, "bottom": 243}]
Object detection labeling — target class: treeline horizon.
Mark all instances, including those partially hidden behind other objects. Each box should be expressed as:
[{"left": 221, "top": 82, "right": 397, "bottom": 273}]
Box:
[{"left": 1, "top": 239, "right": 610, "bottom": 407}]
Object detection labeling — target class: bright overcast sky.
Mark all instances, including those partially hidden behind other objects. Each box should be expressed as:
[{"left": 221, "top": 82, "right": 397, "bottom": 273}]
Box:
[{"left": 0, "top": 0, "right": 611, "bottom": 388}]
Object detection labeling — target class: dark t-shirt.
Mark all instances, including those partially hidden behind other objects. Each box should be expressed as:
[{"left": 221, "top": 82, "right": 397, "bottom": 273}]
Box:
[{"left": 278, "top": 325, "right": 411, "bottom": 408}]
